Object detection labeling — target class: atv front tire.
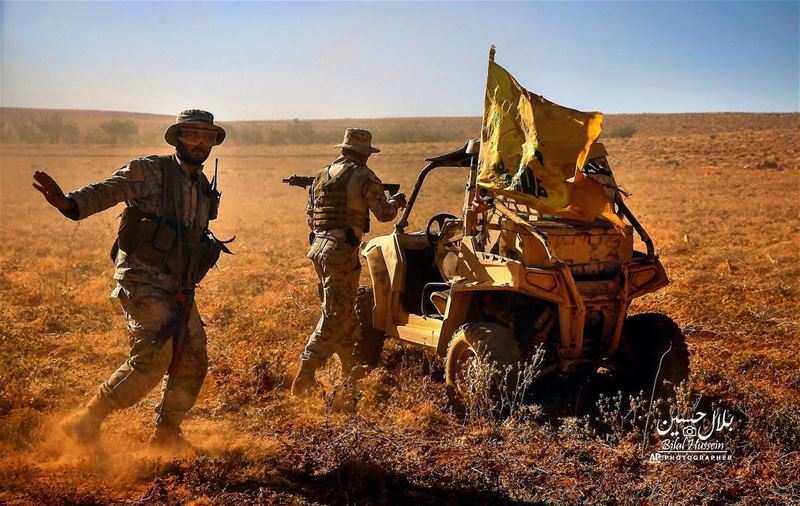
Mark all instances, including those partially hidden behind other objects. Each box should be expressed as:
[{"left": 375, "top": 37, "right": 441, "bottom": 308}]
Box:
[
  {"left": 613, "top": 313, "right": 689, "bottom": 394},
  {"left": 445, "top": 322, "right": 521, "bottom": 411}
]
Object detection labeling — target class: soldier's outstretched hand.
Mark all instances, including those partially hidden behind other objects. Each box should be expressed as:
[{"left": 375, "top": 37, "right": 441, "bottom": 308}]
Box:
[{"left": 32, "top": 171, "right": 76, "bottom": 211}]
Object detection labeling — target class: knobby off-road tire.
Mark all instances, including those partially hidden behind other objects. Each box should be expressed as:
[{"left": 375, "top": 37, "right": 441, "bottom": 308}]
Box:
[
  {"left": 445, "top": 322, "right": 522, "bottom": 413},
  {"left": 352, "top": 286, "right": 387, "bottom": 368},
  {"left": 613, "top": 313, "right": 690, "bottom": 395}
]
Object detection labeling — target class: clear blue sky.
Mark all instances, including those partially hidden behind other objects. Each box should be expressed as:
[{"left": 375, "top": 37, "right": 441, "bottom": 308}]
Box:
[{"left": 1, "top": 1, "right": 798, "bottom": 120}]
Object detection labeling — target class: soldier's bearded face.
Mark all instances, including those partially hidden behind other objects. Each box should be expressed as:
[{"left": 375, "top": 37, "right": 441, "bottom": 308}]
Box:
[{"left": 176, "top": 140, "right": 212, "bottom": 166}]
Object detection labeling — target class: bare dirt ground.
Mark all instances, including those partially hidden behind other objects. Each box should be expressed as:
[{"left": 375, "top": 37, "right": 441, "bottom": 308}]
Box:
[{"left": 1, "top": 113, "right": 798, "bottom": 504}]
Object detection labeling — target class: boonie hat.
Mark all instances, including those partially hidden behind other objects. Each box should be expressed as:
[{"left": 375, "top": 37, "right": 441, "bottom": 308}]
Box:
[
  {"left": 335, "top": 128, "right": 380, "bottom": 154},
  {"left": 165, "top": 109, "right": 226, "bottom": 146}
]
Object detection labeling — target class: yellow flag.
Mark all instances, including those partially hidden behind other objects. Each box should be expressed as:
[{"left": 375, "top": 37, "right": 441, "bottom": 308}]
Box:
[{"left": 477, "top": 59, "right": 623, "bottom": 227}]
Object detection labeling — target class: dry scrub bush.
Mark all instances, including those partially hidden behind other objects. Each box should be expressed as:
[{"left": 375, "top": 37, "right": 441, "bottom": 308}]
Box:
[
  {"left": 606, "top": 124, "right": 637, "bottom": 139},
  {"left": 590, "top": 390, "right": 651, "bottom": 445},
  {"left": 454, "top": 344, "right": 546, "bottom": 424}
]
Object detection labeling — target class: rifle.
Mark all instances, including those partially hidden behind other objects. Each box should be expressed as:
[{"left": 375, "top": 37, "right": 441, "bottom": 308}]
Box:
[
  {"left": 168, "top": 289, "right": 193, "bottom": 375},
  {"left": 153, "top": 288, "right": 193, "bottom": 423},
  {"left": 149, "top": 288, "right": 194, "bottom": 387},
  {"left": 282, "top": 175, "right": 400, "bottom": 195}
]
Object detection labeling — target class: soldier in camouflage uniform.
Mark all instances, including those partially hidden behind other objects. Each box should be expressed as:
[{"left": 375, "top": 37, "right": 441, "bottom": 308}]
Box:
[
  {"left": 292, "top": 128, "right": 406, "bottom": 396},
  {"left": 32, "top": 110, "right": 228, "bottom": 448}
]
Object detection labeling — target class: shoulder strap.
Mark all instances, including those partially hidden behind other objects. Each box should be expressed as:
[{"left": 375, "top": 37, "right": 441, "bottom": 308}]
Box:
[
  {"left": 198, "top": 172, "right": 212, "bottom": 196},
  {"left": 157, "top": 155, "right": 177, "bottom": 220},
  {"left": 328, "top": 160, "right": 359, "bottom": 185},
  {"left": 164, "top": 156, "right": 187, "bottom": 288},
  {"left": 316, "top": 164, "right": 332, "bottom": 188}
]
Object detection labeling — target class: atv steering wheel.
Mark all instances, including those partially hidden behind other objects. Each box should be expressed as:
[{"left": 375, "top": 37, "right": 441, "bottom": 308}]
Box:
[{"left": 425, "top": 213, "right": 458, "bottom": 246}]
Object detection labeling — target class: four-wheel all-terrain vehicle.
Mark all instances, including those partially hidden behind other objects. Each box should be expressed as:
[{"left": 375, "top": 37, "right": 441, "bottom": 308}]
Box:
[{"left": 354, "top": 140, "right": 689, "bottom": 403}]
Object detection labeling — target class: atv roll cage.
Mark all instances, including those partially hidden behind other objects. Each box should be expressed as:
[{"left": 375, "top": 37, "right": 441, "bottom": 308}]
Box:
[
  {"left": 394, "top": 140, "right": 478, "bottom": 233},
  {"left": 393, "top": 140, "right": 656, "bottom": 263}
]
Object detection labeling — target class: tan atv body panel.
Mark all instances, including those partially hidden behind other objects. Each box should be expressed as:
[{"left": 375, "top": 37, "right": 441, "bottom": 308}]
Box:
[
  {"left": 362, "top": 141, "right": 669, "bottom": 373},
  {"left": 363, "top": 230, "right": 668, "bottom": 372}
]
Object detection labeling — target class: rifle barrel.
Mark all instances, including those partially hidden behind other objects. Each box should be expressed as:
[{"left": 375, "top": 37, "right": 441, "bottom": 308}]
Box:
[
  {"left": 212, "top": 158, "right": 219, "bottom": 190},
  {"left": 282, "top": 174, "right": 399, "bottom": 193}
]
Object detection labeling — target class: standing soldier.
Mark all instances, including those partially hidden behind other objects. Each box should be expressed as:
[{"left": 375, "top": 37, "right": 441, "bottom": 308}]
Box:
[
  {"left": 292, "top": 128, "right": 406, "bottom": 397},
  {"left": 32, "top": 110, "right": 230, "bottom": 449}
]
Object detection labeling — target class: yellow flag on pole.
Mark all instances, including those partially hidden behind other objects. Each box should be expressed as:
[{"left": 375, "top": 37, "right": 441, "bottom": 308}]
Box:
[{"left": 477, "top": 55, "right": 623, "bottom": 227}]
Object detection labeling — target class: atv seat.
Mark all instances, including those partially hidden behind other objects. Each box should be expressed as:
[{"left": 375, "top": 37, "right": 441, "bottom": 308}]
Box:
[
  {"left": 421, "top": 282, "right": 450, "bottom": 317},
  {"left": 434, "top": 218, "right": 464, "bottom": 280}
]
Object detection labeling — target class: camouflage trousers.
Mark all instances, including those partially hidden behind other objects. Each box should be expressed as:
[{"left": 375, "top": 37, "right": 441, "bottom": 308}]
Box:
[
  {"left": 300, "top": 237, "right": 361, "bottom": 369},
  {"left": 99, "top": 281, "right": 208, "bottom": 427}
]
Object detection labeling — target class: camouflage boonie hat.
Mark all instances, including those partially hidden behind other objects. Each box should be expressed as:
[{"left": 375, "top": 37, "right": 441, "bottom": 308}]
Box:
[
  {"left": 335, "top": 128, "right": 380, "bottom": 154},
  {"left": 165, "top": 109, "right": 226, "bottom": 146}
]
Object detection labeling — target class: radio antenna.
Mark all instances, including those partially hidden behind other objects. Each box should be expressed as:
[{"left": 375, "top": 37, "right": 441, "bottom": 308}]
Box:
[{"left": 212, "top": 158, "right": 219, "bottom": 191}]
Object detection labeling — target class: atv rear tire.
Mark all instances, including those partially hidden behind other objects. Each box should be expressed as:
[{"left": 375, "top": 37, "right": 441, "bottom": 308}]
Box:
[
  {"left": 352, "top": 286, "right": 386, "bottom": 368},
  {"left": 613, "top": 313, "right": 689, "bottom": 394},
  {"left": 445, "top": 322, "right": 521, "bottom": 411}
]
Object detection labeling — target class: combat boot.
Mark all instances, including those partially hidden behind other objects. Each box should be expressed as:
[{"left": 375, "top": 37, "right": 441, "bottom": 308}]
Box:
[
  {"left": 338, "top": 351, "right": 370, "bottom": 384},
  {"left": 291, "top": 361, "right": 320, "bottom": 397},
  {"left": 60, "top": 394, "right": 115, "bottom": 445},
  {"left": 149, "top": 423, "right": 194, "bottom": 452}
]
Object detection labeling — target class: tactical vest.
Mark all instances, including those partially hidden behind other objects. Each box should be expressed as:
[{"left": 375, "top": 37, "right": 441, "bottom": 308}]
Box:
[
  {"left": 311, "top": 161, "right": 370, "bottom": 235},
  {"left": 113, "top": 155, "right": 227, "bottom": 289}
]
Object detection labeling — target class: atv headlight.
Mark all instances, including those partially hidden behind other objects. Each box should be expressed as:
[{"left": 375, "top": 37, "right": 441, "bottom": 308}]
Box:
[{"left": 526, "top": 272, "right": 557, "bottom": 291}]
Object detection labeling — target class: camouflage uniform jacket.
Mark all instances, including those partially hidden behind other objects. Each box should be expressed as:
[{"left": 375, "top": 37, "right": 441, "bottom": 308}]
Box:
[
  {"left": 62, "top": 154, "right": 212, "bottom": 292},
  {"left": 306, "top": 155, "right": 398, "bottom": 242}
]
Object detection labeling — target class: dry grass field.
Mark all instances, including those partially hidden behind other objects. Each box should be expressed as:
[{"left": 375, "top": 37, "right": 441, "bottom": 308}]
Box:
[{"left": 0, "top": 112, "right": 798, "bottom": 504}]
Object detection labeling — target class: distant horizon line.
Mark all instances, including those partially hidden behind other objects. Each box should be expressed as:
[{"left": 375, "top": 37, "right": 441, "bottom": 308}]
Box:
[{"left": 2, "top": 106, "right": 798, "bottom": 122}]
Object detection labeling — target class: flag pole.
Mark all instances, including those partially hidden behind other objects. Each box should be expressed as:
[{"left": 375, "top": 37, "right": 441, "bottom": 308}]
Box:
[{"left": 464, "top": 45, "right": 495, "bottom": 235}]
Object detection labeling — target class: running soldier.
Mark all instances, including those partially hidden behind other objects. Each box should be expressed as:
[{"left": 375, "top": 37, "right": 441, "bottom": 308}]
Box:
[{"left": 32, "top": 109, "right": 230, "bottom": 448}]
